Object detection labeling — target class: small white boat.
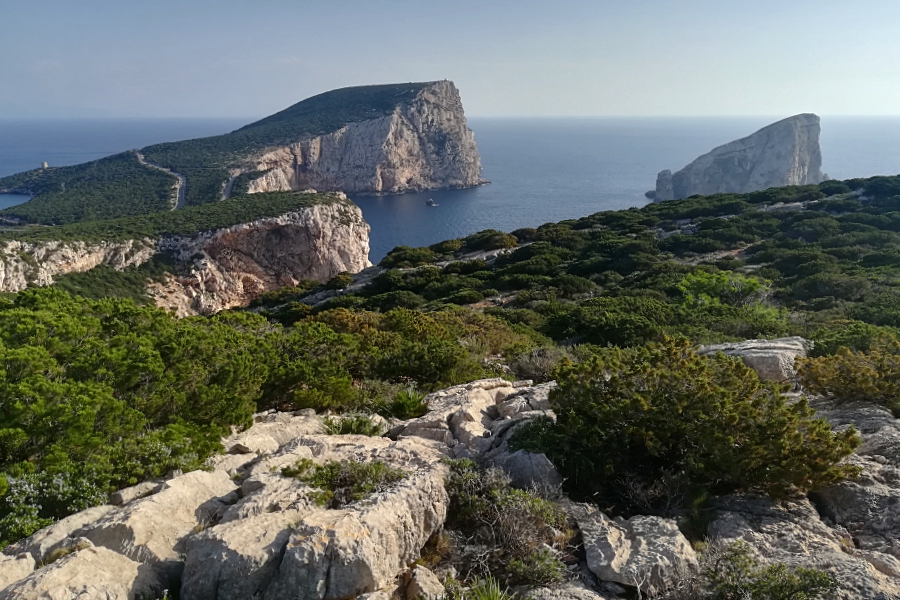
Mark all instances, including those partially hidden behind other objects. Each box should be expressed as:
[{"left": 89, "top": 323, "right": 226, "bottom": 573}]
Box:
[{"left": 426, "top": 198, "right": 438, "bottom": 207}]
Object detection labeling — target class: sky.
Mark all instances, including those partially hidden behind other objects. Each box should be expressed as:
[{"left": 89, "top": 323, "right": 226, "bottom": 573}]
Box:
[{"left": 2, "top": 0, "right": 899, "bottom": 119}]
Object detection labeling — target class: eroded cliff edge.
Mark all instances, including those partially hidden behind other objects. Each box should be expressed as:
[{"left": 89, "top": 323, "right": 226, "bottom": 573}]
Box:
[
  {"left": 243, "top": 80, "right": 486, "bottom": 195},
  {"left": 0, "top": 194, "right": 370, "bottom": 316},
  {"left": 652, "top": 113, "right": 826, "bottom": 202}
]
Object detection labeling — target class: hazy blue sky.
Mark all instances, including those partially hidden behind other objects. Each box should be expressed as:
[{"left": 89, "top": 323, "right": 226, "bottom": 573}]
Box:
[{"left": 2, "top": 0, "right": 899, "bottom": 119}]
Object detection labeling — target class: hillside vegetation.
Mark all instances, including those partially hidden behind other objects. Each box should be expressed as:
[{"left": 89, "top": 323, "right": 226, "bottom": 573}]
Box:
[
  {"left": 0, "top": 190, "right": 342, "bottom": 243},
  {"left": 4, "top": 173, "right": 900, "bottom": 557},
  {"left": 0, "top": 83, "right": 432, "bottom": 223},
  {"left": 0, "top": 153, "right": 176, "bottom": 224}
]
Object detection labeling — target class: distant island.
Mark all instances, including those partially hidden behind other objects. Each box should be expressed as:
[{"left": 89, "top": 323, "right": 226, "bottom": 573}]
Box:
[{"left": 650, "top": 113, "right": 825, "bottom": 202}]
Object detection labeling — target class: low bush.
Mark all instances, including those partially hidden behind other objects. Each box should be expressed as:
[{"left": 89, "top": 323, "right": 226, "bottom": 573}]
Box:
[
  {"left": 511, "top": 338, "right": 859, "bottom": 514},
  {"left": 798, "top": 342, "right": 900, "bottom": 416},
  {"left": 282, "top": 459, "right": 406, "bottom": 508},
  {"left": 442, "top": 459, "right": 571, "bottom": 584},
  {"left": 322, "top": 414, "right": 384, "bottom": 436},
  {"left": 378, "top": 388, "right": 429, "bottom": 420},
  {"left": 665, "top": 540, "right": 835, "bottom": 600}
]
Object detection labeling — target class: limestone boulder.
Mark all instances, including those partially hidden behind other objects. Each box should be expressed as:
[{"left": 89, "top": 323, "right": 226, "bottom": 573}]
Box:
[
  {"left": 3, "top": 505, "right": 115, "bottom": 564},
  {"left": 0, "top": 546, "right": 161, "bottom": 600},
  {"left": 180, "top": 435, "right": 449, "bottom": 600},
  {"left": 575, "top": 507, "right": 697, "bottom": 594},
  {"left": 709, "top": 495, "right": 900, "bottom": 599},
  {"left": 526, "top": 583, "right": 613, "bottom": 600},
  {"left": 699, "top": 336, "right": 808, "bottom": 382},
  {"left": 109, "top": 480, "right": 164, "bottom": 506},
  {"left": 0, "top": 554, "right": 33, "bottom": 592},
  {"left": 73, "top": 470, "right": 237, "bottom": 586},
  {"left": 405, "top": 566, "right": 444, "bottom": 600}
]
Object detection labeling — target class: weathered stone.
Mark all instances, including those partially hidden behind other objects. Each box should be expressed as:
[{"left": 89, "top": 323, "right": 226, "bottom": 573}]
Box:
[
  {"left": 653, "top": 114, "right": 824, "bottom": 201},
  {"left": 405, "top": 565, "right": 444, "bottom": 600},
  {"left": 488, "top": 449, "right": 563, "bottom": 491},
  {"left": 709, "top": 495, "right": 900, "bottom": 600},
  {"left": 3, "top": 505, "right": 115, "bottom": 563},
  {"left": 699, "top": 336, "right": 808, "bottom": 381},
  {"left": 74, "top": 470, "right": 237, "bottom": 584},
  {"left": 109, "top": 480, "right": 164, "bottom": 506},
  {"left": 576, "top": 507, "right": 697, "bottom": 594},
  {"left": 0, "top": 554, "right": 33, "bottom": 592},
  {"left": 0, "top": 546, "right": 161, "bottom": 600}
]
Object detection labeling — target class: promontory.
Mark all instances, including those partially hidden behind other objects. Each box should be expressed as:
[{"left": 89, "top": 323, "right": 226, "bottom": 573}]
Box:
[{"left": 651, "top": 113, "right": 825, "bottom": 202}]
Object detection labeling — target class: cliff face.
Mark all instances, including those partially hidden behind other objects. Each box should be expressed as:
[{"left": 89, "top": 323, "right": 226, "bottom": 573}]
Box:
[
  {"left": 0, "top": 195, "right": 370, "bottom": 316},
  {"left": 653, "top": 114, "right": 825, "bottom": 202},
  {"left": 245, "top": 81, "right": 485, "bottom": 195},
  {"left": 0, "top": 239, "right": 155, "bottom": 293},
  {"left": 150, "top": 199, "right": 371, "bottom": 316}
]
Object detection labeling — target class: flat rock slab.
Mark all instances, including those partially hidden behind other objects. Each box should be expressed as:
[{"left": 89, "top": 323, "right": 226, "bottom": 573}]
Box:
[
  {"left": 0, "top": 546, "right": 160, "bottom": 600},
  {"left": 699, "top": 336, "right": 808, "bottom": 382}
]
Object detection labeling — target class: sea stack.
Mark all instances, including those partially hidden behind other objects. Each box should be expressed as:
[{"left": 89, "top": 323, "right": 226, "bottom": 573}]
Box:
[{"left": 651, "top": 114, "right": 825, "bottom": 202}]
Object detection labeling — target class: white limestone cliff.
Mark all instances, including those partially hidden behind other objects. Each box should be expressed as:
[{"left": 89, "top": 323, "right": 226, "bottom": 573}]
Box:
[
  {"left": 245, "top": 81, "right": 486, "bottom": 195},
  {"left": 0, "top": 195, "right": 370, "bottom": 316},
  {"left": 652, "top": 114, "right": 825, "bottom": 202}
]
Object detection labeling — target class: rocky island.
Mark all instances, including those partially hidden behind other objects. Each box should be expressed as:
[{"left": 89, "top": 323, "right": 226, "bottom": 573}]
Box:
[{"left": 651, "top": 113, "right": 826, "bottom": 202}]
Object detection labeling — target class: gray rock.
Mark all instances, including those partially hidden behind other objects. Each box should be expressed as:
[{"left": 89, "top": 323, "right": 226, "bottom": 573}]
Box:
[
  {"left": 575, "top": 507, "right": 697, "bottom": 594},
  {"left": 245, "top": 81, "right": 485, "bottom": 196},
  {"left": 488, "top": 449, "right": 563, "bottom": 491},
  {"left": 0, "top": 546, "right": 161, "bottom": 600},
  {"left": 653, "top": 114, "right": 824, "bottom": 202},
  {"left": 405, "top": 565, "right": 444, "bottom": 600},
  {"left": 699, "top": 336, "right": 808, "bottom": 382}
]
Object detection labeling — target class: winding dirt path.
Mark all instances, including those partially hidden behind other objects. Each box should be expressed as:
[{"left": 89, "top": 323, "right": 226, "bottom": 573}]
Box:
[{"left": 136, "top": 151, "right": 186, "bottom": 210}]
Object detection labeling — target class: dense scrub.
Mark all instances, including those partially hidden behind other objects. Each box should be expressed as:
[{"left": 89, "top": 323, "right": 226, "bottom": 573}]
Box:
[
  {"left": 0, "top": 288, "right": 533, "bottom": 548},
  {"left": 0, "top": 191, "right": 340, "bottom": 243},
  {"left": 303, "top": 176, "right": 900, "bottom": 354},
  {"left": 0, "top": 153, "right": 177, "bottom": 224},
  {"left": 510, "top": 339, "right": 860, "bottom": 515}
]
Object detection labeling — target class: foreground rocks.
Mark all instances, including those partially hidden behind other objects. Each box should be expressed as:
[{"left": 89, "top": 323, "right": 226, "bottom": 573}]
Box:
[
  {"left": 652, "top": 113, "right": 825, "bottom": 202},
  {"left": 5, "top": 372, "right": 900, "bottom": 599}
]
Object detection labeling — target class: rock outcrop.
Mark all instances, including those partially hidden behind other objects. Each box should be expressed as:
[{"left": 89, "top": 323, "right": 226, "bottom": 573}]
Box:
[
  {"left": 8, "top": 373, "right": 900, "bottom": 599},
  {"left": 652, "top": 114, "right": 825, "bottom": 202},
  {"left": 576, "top": 507, "right": 698, "bottom": 594},
  {"left": 245, "top": 81, "right": 485, "bottom": 195},
  {"left": 698, "top": 336, "right": 809, "bottom": 382},
  {"left": 0, "top": 194, "right": 371, "bottom": 316}
]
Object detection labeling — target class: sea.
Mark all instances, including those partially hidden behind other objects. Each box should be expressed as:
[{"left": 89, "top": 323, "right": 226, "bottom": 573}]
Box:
[{"left": 2, "top": 116, "right": 900, "bottom": 262}]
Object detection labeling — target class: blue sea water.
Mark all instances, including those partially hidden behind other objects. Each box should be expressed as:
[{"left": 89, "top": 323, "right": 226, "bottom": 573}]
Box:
[{"left": 2, "top": 116, "right": 900, "bottom": 261}]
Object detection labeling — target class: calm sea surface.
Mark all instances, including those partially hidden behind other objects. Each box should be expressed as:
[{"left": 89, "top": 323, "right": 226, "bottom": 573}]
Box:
[{"left": 2, "top": 117, "right": 900, "bottom": 261}]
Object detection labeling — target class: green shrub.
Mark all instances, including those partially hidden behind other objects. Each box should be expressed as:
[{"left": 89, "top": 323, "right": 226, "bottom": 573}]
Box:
[
  {"left": 445, "top": 576, "right": 515, "bottom": 600},
  {"left": 325, "top": 272, "right": 354, "bottom": 290},
  {"left": 511, "top": 338, "right": 859, "bottom": 514},
  {"left": 381, "top": 246, "right": 437, "bottom": 268},
  {"left": 443, "top": 459, "right": 570, "bottom": 582},
  {"left": 697, "top": 540, "right": 835, "bottom": 600},
  {"left": 447, "top": 289, "right": 484, "bottom": 305},
  {"left": 282, "top": 459, "right": 406, "bottom": 508},
  {"left": 507, "top": 547, "right": 567, "bottom": 585},
  {"left": 379, "top": 388, "right": 429, "bottom": 420},
  {"left": 798, "top": 343, "right": 900, "bottom": 416},
  {"left": 322, "top": 414, "right": 384, "bottom": 436}
]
